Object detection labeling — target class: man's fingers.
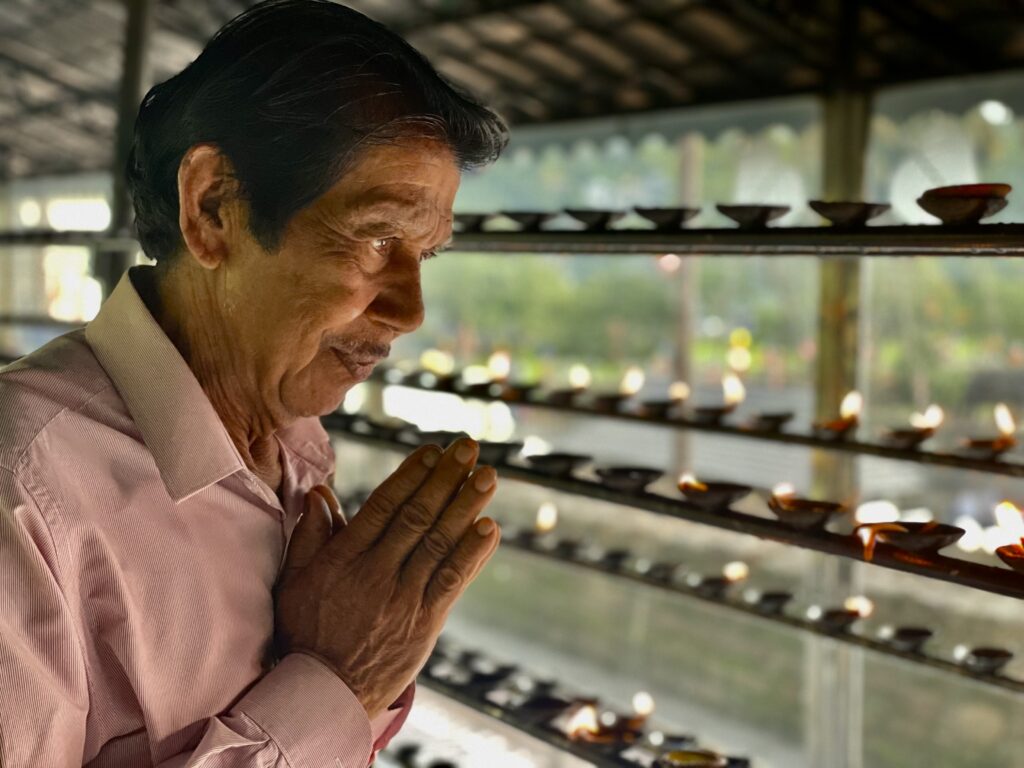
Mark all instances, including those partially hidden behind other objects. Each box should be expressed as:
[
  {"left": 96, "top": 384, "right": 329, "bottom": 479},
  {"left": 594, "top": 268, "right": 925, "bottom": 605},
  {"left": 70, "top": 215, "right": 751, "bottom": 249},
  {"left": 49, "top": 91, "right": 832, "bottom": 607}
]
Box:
[
  {"left": 423, "top": 516, "right": 500, "bottom": 612},
  {"left": 312, "top": 484, "right": 346, "bottom": 533},
  {"left": 331, "top": 445, "right": 442, "bottom": 556},
  {"left": 402, "top": 466, "right": 497, "bottom": 586},
  {"left": 375, "top": 438, "right": 479, "bottom": 566},
  {"left": 280, "top": 490, "right": 333, "bottom": 584}
]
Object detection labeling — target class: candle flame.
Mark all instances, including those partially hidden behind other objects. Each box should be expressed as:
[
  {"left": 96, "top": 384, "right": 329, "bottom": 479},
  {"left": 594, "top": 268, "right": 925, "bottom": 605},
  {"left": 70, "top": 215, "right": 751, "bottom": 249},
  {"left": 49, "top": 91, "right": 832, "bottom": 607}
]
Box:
[
  {"left": 669, "top": 381, "right": 691, "bottom": 401},
  {"left": 722, "top": 561, "right": 749, "bottom": 582},
  {"left": 632, "top": 691, "right": 655, "bottom": 717},
  {"left": 487, "top": 350, "right": 511, "bottom": 380},
  {"left": 772, "top": 482, "right": 796, "bottom": 499},
  {"left": 566, "top": 704, "right": 599, "bottom": 738},
  {"left": 535, "top": 502, "right": 558, "bottom": 533},
  {"left": 679, "top": 472, "right": 708, "bottom": 492},
  {"left": 722, "top": 373, "right": 746, "bottom": 406},
  {"left": 857, "top": 523, "right": 908, "bottom": 561},
  {"left": 840, "top": 390, "right": 863, "bottom": 420},
  {"left": 995, "top": 403, "right": 1016, "bottom": 436},
  {"left": 909, "top": 404, "right": 944, "bottom": 430},
  {"left": 995, "top": 501, "right": 1024, "bottom": 537},
  {"left": 619, "top": 366, "right": 645, "bottom": 396},
  {"left": 569, "top": 364, "right": 592, "bottom": 390},
  {"left": 843, "top": 595, "right": 875, "bottom": 618}
]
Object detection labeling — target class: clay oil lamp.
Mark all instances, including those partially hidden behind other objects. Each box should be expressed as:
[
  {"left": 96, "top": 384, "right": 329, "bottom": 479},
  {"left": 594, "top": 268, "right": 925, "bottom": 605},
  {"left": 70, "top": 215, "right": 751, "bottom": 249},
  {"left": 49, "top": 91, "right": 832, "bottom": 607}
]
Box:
[
  {"left": 745, "top": 589, "right": 794, "bottom": 615},
  {"left": 593, "top": 366, "right": 646, "bottom": 413},
  {"left": 551, "top": 535, "right": 584, "bottom": 559},
  {"left": 768, "top": 483, "right": 845, "bottom": 530},
  {"left": 501, "top": 210, "right": 557, "bottom": 232},
  {"left": 524, "top": 451, "right": 591, "bottom": 478},
  {"left": 501, "top": 380, "right": 541, "bottom": 402},
  {"left": 564, "top": 701, "right": 644, "bottom": 747},
  {"left": 595, "top": 465, "right": 664, "bottom": 494},
  {"left": 716, "top": 203, "right": 790, "bottom": 229},
  {"left": 813, "top": 390, "right": 862, "bottom": 440},
  {"left": 877, "top": 625, "right": 934, "bottom": 654},
  {"left": 692, "top": 561, "right": 749, "bottom": 598},
  {"left": 917, "top": 183, "right": 1011, "bottom": 226},
  {"left": 692, "top": 373, "right": 745, "bottom": 425},
  {"left": 595, "top": 547, "right": 633, "bottom": 572},
  {"left": 812, "top": 595, "right": 874, "bottom": 634},
  {"left": 956, "top": 646, "right": 1015, "bottom": 675},
  {"left": 564, "top": 208, "right": 627, "bottom": 231},
  {"left": 647, "top": 731, "right": 699, "bottom": 751},
  {"left": 638, "top": 560, "right": 683, "bottom": 584},
  {"left": 963, "top": 403, "right": 1017, "bottom": 458},
  {"left": 993, "top": 501, "right": 1024, "bottom": 573},
  {"left": 678, "top": 472, "right": 752, "bottom": 511},
  {"left": 464, "top": 662, "right": 519, "bottom": 693},
  {"left": 640, "top": 381, "right": 691, "bottom": 418},
  {"left": 477, "top": 440, "right": 524, "bottom": 465},
  {"left": 546, "top": 363, "right": 592, "bottom": 406},
  {"left": 996, "top": 538, "right": 1024, "bottom": 574},
  {"left": 655, "top": 749, "right": 728, "bottom": 768},
  {"left": 809, "top": 200, "right": 890, "bottom": 227},
  {"left": 461, "top": 380, "right": 502, "bottom": 399},
  {"left": 745, "top": 410, "right": 795, "bottom": 433},
  {"left": 453, "top": 212, "right": 490, "bottom": 233},
  {"left": 634, "top": 207, "right": 701, "bottom": 231},
  {"left": 514, "top": 690, "right": 577, "bottom": 725},
  {"left": 855, "top": 521, "right": 965, "bottom": 561},
  {"left": 885, "top": 404, "right": 944, "bottom": 450},
  {"left": 515, "top": 501, "right": 558, "bottom": 548}
]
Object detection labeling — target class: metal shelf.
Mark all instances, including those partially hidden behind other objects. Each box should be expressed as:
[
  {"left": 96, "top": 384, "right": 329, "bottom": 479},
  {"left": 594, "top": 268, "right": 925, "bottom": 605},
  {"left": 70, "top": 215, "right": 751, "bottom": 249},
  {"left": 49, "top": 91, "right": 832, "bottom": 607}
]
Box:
[
  {"left": 377, "top": 374, "right": 1024, "bottom": 478},
  {"left": 322, "top": 416, "right": 1024, "bottom": 601},
  {"left": 0, "top": 230, "right": 138, "bottom": 250}
]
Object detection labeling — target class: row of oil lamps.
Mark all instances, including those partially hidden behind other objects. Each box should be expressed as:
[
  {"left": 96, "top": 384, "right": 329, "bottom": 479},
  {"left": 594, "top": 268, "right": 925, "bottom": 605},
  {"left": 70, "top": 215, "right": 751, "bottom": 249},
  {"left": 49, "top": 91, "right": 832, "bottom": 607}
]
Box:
[
  {"left": 383, "top": 356, "right": 1020, "bottom": 460},
  {"left": 454, "top": 184, "right": 1012, "bottom": 230},
  {"left": 339, "top": 414, "right": 1024, "bottom": 575},
  {"left": 424, "top": 636, "right": 750, "bottom": 768}
]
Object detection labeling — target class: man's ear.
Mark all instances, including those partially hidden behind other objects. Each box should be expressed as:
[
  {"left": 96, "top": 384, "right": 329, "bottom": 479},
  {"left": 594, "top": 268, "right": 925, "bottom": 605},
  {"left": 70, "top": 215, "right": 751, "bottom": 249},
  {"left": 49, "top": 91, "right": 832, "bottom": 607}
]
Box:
[{"left": 177, "top": 144, "right": 242, "bottom": 270}]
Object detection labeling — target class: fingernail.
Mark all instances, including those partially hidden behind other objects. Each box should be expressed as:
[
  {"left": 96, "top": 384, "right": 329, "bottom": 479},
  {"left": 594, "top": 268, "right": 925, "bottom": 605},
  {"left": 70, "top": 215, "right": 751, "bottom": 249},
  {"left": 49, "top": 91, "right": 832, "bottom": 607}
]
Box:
[
  {"left": 473, "top": 468, "right": 496, "bottom": 492},
  {"left": 422, "top": 448, "right": 440, "bottom": 468},
  {"left": 455, "top": 440, "right": 477, "bottom": 464},
  {"left": 475, "top": 517, "right": 495, "bottom": 536}
]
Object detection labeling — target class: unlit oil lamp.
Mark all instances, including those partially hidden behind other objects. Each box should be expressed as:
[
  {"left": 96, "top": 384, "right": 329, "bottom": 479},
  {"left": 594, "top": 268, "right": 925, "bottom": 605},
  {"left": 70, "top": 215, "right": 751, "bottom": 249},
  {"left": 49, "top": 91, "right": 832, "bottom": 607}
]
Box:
[
  {"left": 877, "top": 625, "right": 935, "bottom": 654},
  {"left": 745, "top": 589, "right": 794, "bottom": 615},
  {"left": 638, "top": 560, "right": 683, "bottom": 583},
  {"left": 639, "top": 381, "right": 691, "bottom": 418},
  {"left": 515, "top": 501, "right": 558, "bottom": 548},
  {"left": 593, "top": 366, "right": 645, "bottom": 413},
  {"left": 546, "top": 364, "right": 593, "bottom": 406},
  {"left": 884, "top": 404, "right": 944, "bottom": 450},
  {"left": 855, "top": 521, "right": 964, "bottom": 561},
  {"left": 963, "top": 403, "right": 1017, "bottom": 458},
  {"left": 678, "top": 472, "right": 752, "bottom": 511},
  {"left": 692, "top": 373, "right": 745, "bottom": 425},
  {"left": 768, "top": 483, "right": 845, "bottom": 529},
  {"left": 596, "top": 465, "right": 664, "bottom": 493},
  {"left": 525, "top": 451, "right": 592, "bottom": 477},
  {"left": 476, "top": 440, "right": 524, "bottom": 465},
  {"left": 647, "top": 731, "right": 699, "bottom": 751},
  {"left": 598, "top": 547, "right": 633, "bottom": 570},
  {"left": 692, "top": 561, "right": 749, "bottom": 598},
  {"left": 745, "top": 410, "right": 795, "bottom": 432},
  {"left": 655, "top": 749, "right": 728, "bottom": 767},
  {"left": 813, "top": 390, "right": 862, "bottom": 440},
  {"left": 812, "top": 595, "right": 874, "bottom": 633},
  {"left": 955, "top": 644, "right": 1015, "bottom": 675}
]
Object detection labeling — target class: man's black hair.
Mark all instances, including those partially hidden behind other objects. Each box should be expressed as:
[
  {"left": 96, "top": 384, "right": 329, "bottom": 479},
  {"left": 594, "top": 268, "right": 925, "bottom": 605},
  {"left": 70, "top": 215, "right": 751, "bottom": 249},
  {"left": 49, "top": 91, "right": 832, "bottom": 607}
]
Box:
[{"left": 126, "top": 0, "right": 509, "bottom": 262}]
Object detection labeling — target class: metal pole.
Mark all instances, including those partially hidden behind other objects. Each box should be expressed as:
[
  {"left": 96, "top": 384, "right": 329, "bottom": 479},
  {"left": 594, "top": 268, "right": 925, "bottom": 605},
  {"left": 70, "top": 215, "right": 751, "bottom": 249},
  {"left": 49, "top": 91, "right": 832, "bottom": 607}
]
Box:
[{"left": 95, "top": 0, "right": 155, "bottom": 296}]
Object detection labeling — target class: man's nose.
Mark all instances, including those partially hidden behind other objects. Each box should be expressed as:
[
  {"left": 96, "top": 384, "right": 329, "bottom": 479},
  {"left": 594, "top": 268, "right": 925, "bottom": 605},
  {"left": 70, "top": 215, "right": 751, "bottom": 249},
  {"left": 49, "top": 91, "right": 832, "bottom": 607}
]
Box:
[{"left": 365, "top": 265, "right": 425, "bottom": 336}]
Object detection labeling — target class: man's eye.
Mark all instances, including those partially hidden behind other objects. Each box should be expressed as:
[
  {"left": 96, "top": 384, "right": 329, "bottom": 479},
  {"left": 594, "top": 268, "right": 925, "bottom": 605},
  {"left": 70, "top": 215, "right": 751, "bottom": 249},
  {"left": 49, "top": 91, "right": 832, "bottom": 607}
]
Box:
[{"left": 372, "top": 237, "right": 394, "bottom": 253}]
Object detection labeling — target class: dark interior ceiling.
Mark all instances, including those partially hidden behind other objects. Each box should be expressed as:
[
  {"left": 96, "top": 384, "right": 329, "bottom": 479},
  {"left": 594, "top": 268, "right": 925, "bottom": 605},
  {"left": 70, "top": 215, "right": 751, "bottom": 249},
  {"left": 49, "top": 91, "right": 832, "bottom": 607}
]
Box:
[{"left": 2, "top": 0, "right": 1024, "bottom": 180}]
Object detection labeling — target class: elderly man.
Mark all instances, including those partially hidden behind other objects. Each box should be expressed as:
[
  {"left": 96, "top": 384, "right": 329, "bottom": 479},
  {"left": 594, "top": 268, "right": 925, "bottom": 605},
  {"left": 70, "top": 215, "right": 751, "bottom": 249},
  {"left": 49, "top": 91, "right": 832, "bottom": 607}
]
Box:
[{"left": 0, "top": 1, "right": 508, "bottom": 765}]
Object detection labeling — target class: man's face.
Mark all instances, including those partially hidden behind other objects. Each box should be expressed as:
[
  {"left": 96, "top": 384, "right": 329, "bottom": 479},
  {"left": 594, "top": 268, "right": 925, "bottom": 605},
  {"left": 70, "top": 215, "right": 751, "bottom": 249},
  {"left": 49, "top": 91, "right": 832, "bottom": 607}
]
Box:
[{"left": 224, "top": 139, "right": 459, "bottom": 422}]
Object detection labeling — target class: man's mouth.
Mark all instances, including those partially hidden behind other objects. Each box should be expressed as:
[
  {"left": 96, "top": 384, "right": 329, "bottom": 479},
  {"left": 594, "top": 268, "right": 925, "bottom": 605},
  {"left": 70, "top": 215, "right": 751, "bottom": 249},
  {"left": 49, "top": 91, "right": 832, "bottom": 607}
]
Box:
[{"left": 332, "top": 348, "right": 383, "bottom": 381}]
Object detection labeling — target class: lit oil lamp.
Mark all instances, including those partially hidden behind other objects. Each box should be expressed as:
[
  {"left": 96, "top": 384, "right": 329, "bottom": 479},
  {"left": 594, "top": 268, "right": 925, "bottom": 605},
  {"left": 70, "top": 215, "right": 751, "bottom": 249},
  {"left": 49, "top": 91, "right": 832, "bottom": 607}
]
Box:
[
  {"left": 993, "top": 501, "right": 1024, "bottom": 573},
  {"left": 813, "top": 390, "right": 862, "bottom": 440},
  {"left": 814, "top": 595, "right": 874, "bottom": 633},
  {"left": 546, "top": 364, "right": 592, "bottom": 406},
  {"left": 963, "top": 403, "right": 1017, "bottom": 458},
  {"left": 878, "top": 625, "right": 934, "bottom": 654},
  {"left": 639, "top": 381, "right": 691, "bottom": 418},
  {"left": 693, "top": 560, "right": 749, "bottom": 598},
  {"left": 524, "top": 451, "right": 592, "bottom": 478},
  {"left": 855, "top": 521, "right": 964, "bottom": 561},
  {"left": 593, "top": 366, "right": 646, "bottom": 413},
  {"left": 678, "top": 472, "right": 752, "bottom": 511},
  {"left": 692, "top": 373, "right": 746, "bottom": 425},
  {"left": 996, "top": 538, "right": 1024, "bottom": 574},
  {"left": 595, "top": 465, "right": 664, "bottom": 494},
  {"left": 767, "top": 483, "right": 845, "bottom": 530},
  {"left": 655, "top": 749, "right": 728, "bottom": 768},
  {"left": 516, "top": 501, "right": 558, "bottom": 548},
  {"left": 885, "top": 404, "right": 944, "bottom": 450},
  {"left": 956, "top": 645, "right": 1015, "bottom": 675},
  {"left": 565, "top": 698, "right": 646, "bottom": 746},
  {"left": 487, "top": 350, "right": 512, "bottom": 382}
]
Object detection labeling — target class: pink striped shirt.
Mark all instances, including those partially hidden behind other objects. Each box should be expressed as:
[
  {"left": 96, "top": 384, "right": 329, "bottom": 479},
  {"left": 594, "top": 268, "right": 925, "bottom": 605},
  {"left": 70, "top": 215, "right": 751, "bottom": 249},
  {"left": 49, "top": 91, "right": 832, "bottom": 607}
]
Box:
[{"left": 0, "top": 268, "right": 411, "bottom": 767}]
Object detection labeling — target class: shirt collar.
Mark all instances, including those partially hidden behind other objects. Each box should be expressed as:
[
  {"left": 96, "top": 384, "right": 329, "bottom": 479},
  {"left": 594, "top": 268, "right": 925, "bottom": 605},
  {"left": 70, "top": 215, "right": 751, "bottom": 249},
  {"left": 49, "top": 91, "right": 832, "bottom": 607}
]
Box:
[{"left": 85, "top": 267, "right": 247, "bottom": 503}]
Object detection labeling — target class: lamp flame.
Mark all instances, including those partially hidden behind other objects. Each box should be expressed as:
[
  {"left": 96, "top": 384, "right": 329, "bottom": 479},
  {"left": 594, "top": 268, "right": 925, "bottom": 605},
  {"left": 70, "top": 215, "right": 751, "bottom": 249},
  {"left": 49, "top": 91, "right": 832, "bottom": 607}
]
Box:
[
  {"left": 723, "top": 561, "right": 749, "bottom": 582},
  {"left": 569, "top": 364, "right": 592, "bottom": 390},
  {"left": 669, "top": 381, "right": 691, "bottom": 402},
  {"left": 723, "top": 373, "right": 746, "bottom": 406},
  {"left": 772, "top": 482, "right": 796, "bottom": 500},
  {"left": 487, "top": 350, "right": 511, "bottom": 381},
  {"left": 857, "top": 523, "right": 907, "bottom": 561},
  {"left": 566, "top": 704, "right": 599, "bottom": 738},
  {"left": 535, "top": 502, "right": 558, "bottom": 533},
  {"left": 843, "top": 595, "right": 875, "bottom": 618},
  {"left": 995, "top": 403, "right": 1016, "bottom": 436},
  {"left": 840, "top": 390, "right": 863, "bottom": 420},
  {"left": 909, "top": 404, "right": 944, "bottom": 430},
  {"left": 995, "top": 501, "right": 1024, "bottom": 538},
  {"left": 679, "top": 472, "right": 708, "bottom": 492},
  {"left": 632, "top": 691, "right": 655, "bottom": 717},
  {"left": 619, "top": 366, "right": 646, "bottom": 396}
]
